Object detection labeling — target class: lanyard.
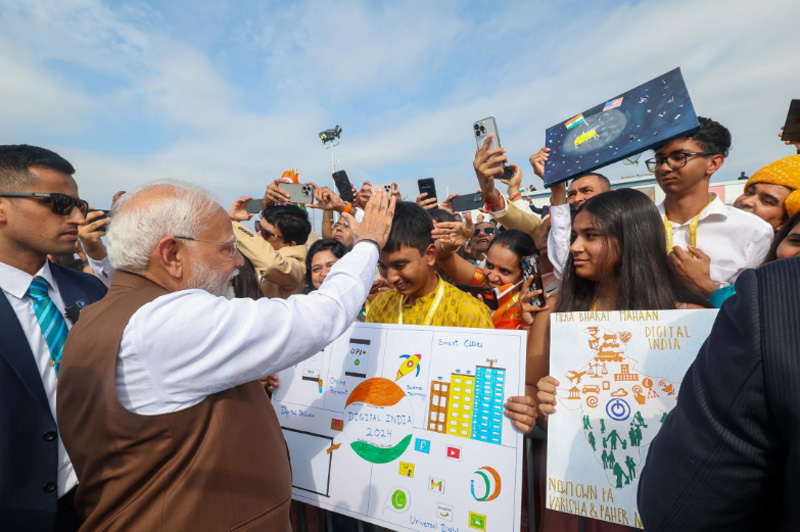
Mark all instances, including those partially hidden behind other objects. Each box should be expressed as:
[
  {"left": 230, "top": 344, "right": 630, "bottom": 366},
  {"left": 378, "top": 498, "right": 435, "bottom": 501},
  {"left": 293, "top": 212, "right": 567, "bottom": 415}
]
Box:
[
  {"left": 398, "top": 279, "right": 446, "bottom": 326},
  {"left": 664, "top": 197, "right": 712, "bottom": 253},
  {"left": 664, "top": 212, "right": 701, "bottom": 253}
]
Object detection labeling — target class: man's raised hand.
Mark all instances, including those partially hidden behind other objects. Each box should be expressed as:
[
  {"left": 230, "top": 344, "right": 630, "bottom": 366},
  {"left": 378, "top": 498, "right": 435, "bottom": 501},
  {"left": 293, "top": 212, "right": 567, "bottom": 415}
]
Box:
[{"left": 346, "top": 190, "right": 396, "bottom": 249}]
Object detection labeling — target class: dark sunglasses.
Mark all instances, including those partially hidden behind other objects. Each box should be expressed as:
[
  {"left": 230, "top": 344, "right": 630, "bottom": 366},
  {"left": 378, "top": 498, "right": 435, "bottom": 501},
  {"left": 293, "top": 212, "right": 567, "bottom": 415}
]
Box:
[
  {"left": 0, "top": 192, "right": 89, "bottom": 216},
  {"left": 260, "top": 227, "right": 285, "bottom": 241},
  {"left": 473, "top": 227, "right": 496, "bottom": 237}
]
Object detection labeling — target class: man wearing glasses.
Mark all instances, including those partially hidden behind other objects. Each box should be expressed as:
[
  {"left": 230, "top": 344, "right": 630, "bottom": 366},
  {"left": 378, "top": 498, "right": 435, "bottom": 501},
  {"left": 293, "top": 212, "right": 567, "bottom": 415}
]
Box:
[
  {"left": 56, "top": 180, "right": 395, "bottom": 531},
  {"left": 229, "top": 201, "right": 311, "bottom": 299},
  {"left": 0, "top": 145, "right": 106, "bottom": 531},
  {"left": 647, "top": 117, "right": 773, "bottom": 296}
]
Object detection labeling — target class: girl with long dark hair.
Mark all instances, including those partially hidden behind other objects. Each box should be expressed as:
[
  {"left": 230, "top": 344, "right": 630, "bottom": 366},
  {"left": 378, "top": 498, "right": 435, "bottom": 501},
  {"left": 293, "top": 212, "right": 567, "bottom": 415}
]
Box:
[{"left": 529, "top": 188, "right": 708, "bottom": 532}]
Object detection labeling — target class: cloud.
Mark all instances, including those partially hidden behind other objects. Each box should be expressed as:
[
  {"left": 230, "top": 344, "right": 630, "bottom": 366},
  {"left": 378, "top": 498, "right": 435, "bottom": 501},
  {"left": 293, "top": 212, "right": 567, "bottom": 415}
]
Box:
[{"left": 0, "top": 0, "right": 798, "bottom": 212}]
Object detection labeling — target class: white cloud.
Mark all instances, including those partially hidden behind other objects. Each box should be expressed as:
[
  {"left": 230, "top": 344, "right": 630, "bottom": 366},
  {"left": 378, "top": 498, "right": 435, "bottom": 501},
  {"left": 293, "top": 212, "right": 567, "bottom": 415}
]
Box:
[{"left": 1, "top": 0, "right": 798, "bottom": 213}]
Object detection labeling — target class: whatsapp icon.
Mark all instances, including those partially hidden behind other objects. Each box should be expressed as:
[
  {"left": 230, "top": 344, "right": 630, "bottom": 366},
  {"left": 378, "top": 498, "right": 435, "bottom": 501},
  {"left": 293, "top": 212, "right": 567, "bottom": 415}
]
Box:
[{"left": 384, "top": 488, "right": 410, "bottom": 513}]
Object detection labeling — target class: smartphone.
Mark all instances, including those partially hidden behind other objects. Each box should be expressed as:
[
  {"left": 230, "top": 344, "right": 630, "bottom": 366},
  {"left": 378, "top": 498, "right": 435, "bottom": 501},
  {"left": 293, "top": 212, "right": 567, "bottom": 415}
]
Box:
[
  {"left": 781, "top": 99, "right": 800, "bottom": 143},
  {"left": 371, "top": 184, "right": 393, "bottom": 195},
  {"left": 87, "top": 209, "right": 110, "bottom": 232},
  {"left": 456, "top": 284, "right": 499, "bottom": 311},
  {"left": 417, "top": 177, "right": 437, "bottom": 203},
  {"left": 473, "top": 116, "right": 514, "bottom": 180},
  {"left": 277, "top": 182, "right": 315, "bottom": 204},
  {"left": 522, "top": 253, "right": 545, "bottom": 307},
  {"left": 345, "top": 338, "right": 370, "bottom": 378},
  {"left": 451, "top": 192, "right": 484, "bottom": 212},
  {"left": 332, "top": 170, "right": 355, "bottom": 203},
  {"left": 245, "top": 199, "right": 263, "bottom": 213}
]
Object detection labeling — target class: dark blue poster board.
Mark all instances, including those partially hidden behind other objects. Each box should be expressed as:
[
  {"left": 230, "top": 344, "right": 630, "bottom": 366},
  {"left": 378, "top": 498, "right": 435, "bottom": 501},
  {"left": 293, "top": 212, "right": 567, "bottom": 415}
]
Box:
[{"left": 543, "top": 67, "right": 700, "bottom": 187}]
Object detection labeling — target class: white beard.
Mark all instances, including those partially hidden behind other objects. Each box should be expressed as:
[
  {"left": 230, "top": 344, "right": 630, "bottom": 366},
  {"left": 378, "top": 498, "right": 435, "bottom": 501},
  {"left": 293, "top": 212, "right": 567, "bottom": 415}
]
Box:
[{"left": 188, "top": 259, "right": 238, "bottom": 299}]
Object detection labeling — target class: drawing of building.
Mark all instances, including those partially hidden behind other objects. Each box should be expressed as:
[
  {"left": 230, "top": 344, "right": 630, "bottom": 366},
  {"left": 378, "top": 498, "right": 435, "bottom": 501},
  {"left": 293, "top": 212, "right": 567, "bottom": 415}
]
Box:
[
  {"left": 614, "top": 364, "right": 639, "bottom": 382},
  {"left": 427, "top": 380, "right": 450, "bottom": 433},
  {"left": 471, "top": 365, "right": 505, "bottom": 444},
  {"left": 445, "top": 373, "right": 475, "bottom": 438}
]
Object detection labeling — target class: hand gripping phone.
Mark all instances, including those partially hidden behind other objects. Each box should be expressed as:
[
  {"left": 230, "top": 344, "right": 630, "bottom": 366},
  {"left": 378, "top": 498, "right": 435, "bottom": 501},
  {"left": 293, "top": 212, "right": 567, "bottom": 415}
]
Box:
[
  {"left": 332, "top": 170, "right": 355, "bottom": 203},
  {"left": 418, "top": 177, "right": 437, "bottom": 203},
  {"left": 87, "top": 208, "right": 111, "bottom": 232},
  {"left": 451, "top": 192, "right": 484, "bottom": 212},
  {"left": 277, "top": 182, "right": 315, "bottom": 204},
  {"left": 473, "top": 116, "right": 514, "bottom": 180},
  {"left": 245, "top": 199, "right": 263, "bottom": 213},
  {"left": 522, "top": 253, "right": 545, "bottom": 307},
  {"left": 371, "top": 184, "right": 393, "bottom": 195}
]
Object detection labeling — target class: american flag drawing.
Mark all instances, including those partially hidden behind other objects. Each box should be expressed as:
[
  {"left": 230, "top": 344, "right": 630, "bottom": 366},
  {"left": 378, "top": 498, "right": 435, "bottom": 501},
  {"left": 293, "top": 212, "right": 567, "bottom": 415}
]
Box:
[{"left": 603, "top": 97, "right": 623, "bottom": 111}]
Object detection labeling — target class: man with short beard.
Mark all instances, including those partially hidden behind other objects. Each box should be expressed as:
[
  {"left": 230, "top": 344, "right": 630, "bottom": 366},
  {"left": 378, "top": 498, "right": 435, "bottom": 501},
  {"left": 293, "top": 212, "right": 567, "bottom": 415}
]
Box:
[{"left": 56, "top": 180, "right": 395, "bottom": 532}]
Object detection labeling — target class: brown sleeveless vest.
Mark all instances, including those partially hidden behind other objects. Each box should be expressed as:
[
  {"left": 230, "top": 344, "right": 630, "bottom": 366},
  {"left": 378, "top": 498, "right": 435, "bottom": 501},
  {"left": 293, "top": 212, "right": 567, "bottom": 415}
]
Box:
[{"left": 57, "top": 271, "right": 292, "bottom": 531}]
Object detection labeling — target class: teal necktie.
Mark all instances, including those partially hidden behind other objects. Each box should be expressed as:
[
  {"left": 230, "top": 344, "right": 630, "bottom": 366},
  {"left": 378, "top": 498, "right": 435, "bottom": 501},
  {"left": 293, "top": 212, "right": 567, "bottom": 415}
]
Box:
[{"left": 26, "top": 276, "right": 68, "bottom": 376}]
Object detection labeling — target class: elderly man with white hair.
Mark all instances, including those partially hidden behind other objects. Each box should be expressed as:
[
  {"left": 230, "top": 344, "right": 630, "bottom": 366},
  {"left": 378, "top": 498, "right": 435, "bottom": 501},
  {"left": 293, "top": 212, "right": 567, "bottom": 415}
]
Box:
[{"left": 55, "top": 180, "right": 395, "bottom": 532}]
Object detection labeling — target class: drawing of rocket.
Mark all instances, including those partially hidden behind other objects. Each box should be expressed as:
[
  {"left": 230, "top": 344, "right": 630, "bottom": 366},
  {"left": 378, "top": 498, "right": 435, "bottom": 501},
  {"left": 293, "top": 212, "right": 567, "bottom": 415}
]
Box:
[{"left": 396, "top": 354, "right": 422, "bottom": 381}]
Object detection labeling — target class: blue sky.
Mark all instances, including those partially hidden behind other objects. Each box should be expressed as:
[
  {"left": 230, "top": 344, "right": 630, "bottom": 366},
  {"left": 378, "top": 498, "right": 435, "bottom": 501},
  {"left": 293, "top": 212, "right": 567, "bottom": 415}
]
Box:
[{"left": 1, "top": 0, "right": 799, "bottom": 218}]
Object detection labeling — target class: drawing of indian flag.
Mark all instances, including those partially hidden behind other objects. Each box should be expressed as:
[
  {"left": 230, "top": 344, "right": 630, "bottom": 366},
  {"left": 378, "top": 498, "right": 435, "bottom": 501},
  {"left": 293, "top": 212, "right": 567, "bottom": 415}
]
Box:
[
  {"left": 565, "top": 114, "right": 585, "bottom": 130},
  {"left": 343, "top": 378, "right": 414, "bottom": 464}
]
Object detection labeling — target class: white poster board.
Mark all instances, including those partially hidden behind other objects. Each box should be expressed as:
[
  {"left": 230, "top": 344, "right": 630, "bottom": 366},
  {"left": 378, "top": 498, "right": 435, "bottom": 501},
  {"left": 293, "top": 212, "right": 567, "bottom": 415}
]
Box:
[
  {"left": 272, "top": 322, "right": 527, "bottom": 532},
  {"left": 546, "top": 309, "right": 718, "bottom": 527}
]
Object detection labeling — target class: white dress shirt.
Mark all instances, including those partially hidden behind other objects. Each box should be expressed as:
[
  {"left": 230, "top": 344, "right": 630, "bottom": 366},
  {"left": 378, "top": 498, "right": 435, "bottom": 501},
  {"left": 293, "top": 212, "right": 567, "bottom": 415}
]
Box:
[
  {"left": 657, "top": 194, "right": 773, "bottom": 287},
  {"left": 116, "top": 241, "right": 378, "bottom": 414},
  {"left": 87, "top": 255, "right": 114, "bottom": 287},
  {"left": 0, "top": 260, "right": 79, "bottom": 498},
  {"left": 547, "top": 203, "right": 571, "bottom": 280}
]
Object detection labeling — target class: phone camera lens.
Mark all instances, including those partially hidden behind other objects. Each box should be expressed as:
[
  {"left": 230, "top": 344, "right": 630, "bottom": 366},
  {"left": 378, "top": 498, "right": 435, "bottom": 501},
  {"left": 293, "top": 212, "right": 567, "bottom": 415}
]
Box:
[
  {"left": 475, "top": 130, "right": 480, "bottom": 137},
  {"left": 473, "top": 124, "right": 480, "bottom": 130}
]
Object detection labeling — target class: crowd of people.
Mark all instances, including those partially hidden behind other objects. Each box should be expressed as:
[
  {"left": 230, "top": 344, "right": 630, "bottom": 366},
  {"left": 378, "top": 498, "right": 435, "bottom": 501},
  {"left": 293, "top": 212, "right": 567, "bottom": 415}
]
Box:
[{"left": 2, "top": 114, "right": 800, "bottom": 532}]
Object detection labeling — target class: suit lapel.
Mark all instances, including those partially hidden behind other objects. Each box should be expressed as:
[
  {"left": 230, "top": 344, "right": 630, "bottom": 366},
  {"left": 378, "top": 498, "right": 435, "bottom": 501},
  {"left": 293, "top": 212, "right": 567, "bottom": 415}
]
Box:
[
  {"left": 0, "top": 292, "right": 52, "bottom": 415},
  {"left": 52, "top": 264, "right": 92, "bottom": 321}
]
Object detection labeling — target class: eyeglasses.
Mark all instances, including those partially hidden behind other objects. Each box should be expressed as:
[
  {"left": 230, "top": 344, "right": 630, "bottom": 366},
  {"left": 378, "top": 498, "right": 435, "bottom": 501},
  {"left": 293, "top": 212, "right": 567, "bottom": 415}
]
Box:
[
  {"left": 174, "top": 236, "right": 240, "bottom": 258},
  {"left": 473, "top": 227, "right": 496, "bottom": 237},
  {"left": 332, "top": 220, "right": 350, "bottom": 229},
  {"left": 0, "top": 192, "right": 89, "bottom": 216},
  {"left": 645, "top": 152, "right": 714, "bottom": 173}
]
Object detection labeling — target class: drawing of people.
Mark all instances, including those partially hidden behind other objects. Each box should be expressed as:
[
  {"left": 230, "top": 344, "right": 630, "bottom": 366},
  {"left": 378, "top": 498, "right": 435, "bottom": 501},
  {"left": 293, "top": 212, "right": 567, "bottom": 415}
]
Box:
[
  {"left": 588, "top": 432, "right": 596, "bottom": 451},
  {"left": 629, "top": 426, "right": 638, "bottom": 446},
  {"left": 625, "top": 456, "right": 637, "bottom": 479},
  {"left": 613, "top": 462, "right": 630, "bottom": 488}
]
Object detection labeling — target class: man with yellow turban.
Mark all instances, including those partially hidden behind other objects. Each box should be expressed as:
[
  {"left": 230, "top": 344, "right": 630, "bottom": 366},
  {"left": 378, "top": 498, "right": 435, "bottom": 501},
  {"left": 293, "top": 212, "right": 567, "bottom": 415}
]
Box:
[{"left": 734, "top": 155, "right": 800, "bottom": 231}]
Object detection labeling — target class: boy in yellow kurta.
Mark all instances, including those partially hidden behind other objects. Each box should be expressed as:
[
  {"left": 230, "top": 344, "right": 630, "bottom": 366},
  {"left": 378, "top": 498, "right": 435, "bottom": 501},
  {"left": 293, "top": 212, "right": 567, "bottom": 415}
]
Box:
[{"left": 365, "top": 201, "right": 493, "bottom": 328}]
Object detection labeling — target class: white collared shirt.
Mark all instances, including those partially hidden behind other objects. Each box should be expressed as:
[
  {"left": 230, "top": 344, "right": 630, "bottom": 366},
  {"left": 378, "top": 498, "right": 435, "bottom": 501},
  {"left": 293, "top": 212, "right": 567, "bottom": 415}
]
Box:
[
  {"left": 547, "top": 203, "right": 571, "bottom": 280},
  {"left": 87, "top": 255, "right": 114, "bottom": 287},
  {"left": 0, "top": 260, "right": 79, "bottom": 498},
  {"left": 116, "top": 241, "right": 378, "bottom": 414},
  {"left": 657, "top": 195, "right": 773, "bottom": 287}
]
